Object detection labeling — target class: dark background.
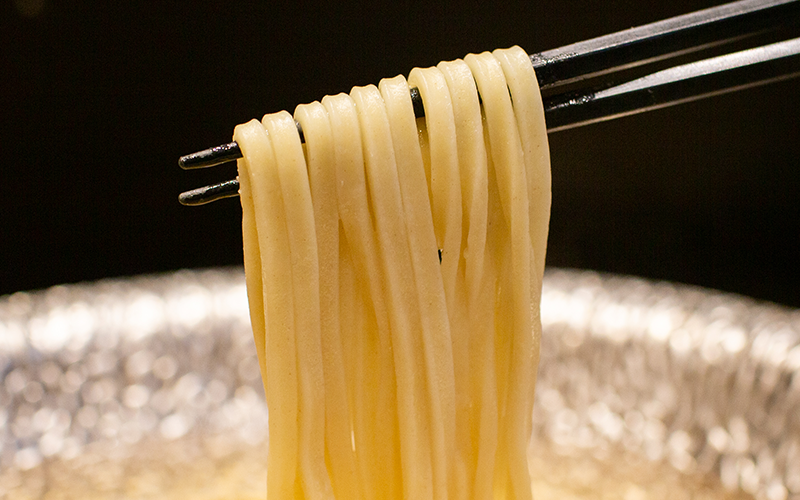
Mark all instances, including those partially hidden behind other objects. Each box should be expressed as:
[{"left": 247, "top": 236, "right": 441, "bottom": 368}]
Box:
[{"left": 2, "top": 0, "right": 799, "bottom": 307}]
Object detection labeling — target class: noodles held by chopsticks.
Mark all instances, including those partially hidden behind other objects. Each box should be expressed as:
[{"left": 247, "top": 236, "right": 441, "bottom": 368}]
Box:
[{"left": 235, "top": 46, "right": 551, "bottom": 500}]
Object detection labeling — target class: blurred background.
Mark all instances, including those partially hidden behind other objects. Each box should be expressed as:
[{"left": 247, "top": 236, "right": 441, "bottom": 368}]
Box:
[{"left": 2, "top": 0, "right": 798, "bottom": 307}]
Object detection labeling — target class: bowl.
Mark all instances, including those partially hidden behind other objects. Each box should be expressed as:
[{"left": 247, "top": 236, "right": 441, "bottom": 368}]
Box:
[{"left": 1, "top": 268, "right": 798, "bottom": 499}]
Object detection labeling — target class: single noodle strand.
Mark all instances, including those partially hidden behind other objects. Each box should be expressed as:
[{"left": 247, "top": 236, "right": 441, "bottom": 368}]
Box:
[
  {"left": 492, "top": 46, "right": 550, "bottom": 458},
  {"left": 294, "top": 102, "right": 360, "bottom": 500},
  {"left": 235, "top": 119, "right": 299, "bottom": 500},
  {"left": 380, "top": 74, "right": 457, "bottom": 500},
  {"left": 406, "top": 67, "right": 464, "bottom": 499},
  {"left": 437, "top": 58, "right": 492, "bottom": 499},
  {"left": 262, "top": 111, "right": 333, "bottom": 499},
  {"left": 322, "top": 93, "right": 399, "bottom": 498},
  {"left": 235, "top": 127, "right": 268, "bottom": 393},
  {"left": 466, "top": 51, "right": 534, "bottom": 500},
  {"left": 350, "top": 84, "right": 434, "bottom": 500}
]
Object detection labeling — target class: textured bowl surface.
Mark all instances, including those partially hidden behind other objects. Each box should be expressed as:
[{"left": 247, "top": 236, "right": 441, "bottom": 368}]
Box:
[{"left": 1, "top": 268, "right": 798, "bottom": 499}]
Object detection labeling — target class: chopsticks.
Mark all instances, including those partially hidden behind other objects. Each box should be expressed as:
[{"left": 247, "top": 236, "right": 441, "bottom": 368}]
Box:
[{"left": 178, "top": 0, "right": 800, "bottom": 206}]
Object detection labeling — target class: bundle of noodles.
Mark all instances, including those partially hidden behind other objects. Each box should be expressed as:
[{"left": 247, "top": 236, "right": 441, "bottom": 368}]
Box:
[{"left": 234, "top": 46, "right": 551, "bottom": 500}]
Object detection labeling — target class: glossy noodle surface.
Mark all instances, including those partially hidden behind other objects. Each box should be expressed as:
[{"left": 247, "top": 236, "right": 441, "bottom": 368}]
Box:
[{"left": 235, "top": 46, "right": 550, "bottom": 500}]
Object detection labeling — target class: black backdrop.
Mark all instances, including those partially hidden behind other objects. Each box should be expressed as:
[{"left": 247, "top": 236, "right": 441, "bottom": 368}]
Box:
[{"left": 3, "top": 0, "right": 799, "bottom": 307}]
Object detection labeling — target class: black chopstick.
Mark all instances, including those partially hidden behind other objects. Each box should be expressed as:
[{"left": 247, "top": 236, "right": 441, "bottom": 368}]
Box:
[
  {"left": 531, "top": 0, "right": 800, "bottom": 87},
  {"left": 544, "top": 36, "right": 800, "bottom": 132},
  {"left": 178, "top": 0, "right": 800, "bottom": 206}
]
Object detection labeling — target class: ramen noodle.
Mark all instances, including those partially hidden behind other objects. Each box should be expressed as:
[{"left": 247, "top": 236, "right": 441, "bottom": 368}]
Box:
[{"left": 234, "top": 46, "right": 551, "bottom": 500}]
